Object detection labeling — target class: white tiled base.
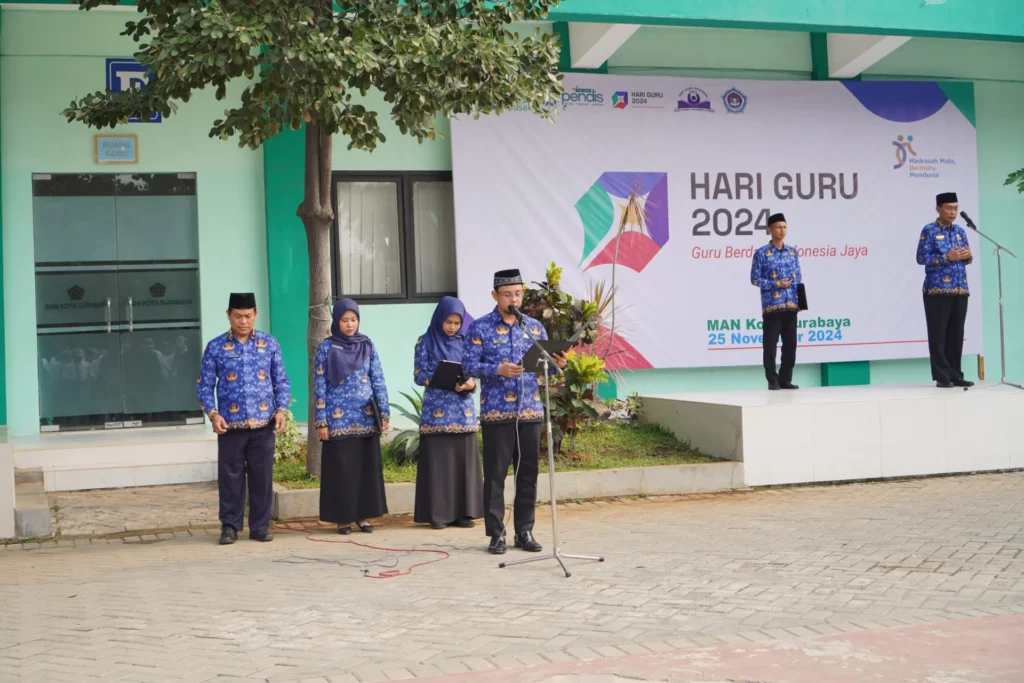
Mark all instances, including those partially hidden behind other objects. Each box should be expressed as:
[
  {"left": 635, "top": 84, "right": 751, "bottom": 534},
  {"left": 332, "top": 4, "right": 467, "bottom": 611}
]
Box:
[
  {"left": 642, "top": 384, "right": 1024, "bottom": 487},
  {"left": 13, "top": 426, "right": 218, "bottom": 492}
]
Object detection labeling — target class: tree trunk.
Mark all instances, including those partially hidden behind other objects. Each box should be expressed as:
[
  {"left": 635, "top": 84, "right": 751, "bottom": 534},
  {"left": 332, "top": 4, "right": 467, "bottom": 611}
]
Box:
[{"left": 297, "top": 122, "right": 334, "bottom": 477}]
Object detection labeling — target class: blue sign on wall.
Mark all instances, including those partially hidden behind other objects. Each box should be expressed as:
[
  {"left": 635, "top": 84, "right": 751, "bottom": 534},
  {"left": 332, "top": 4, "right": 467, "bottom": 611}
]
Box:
[
  {"left": 95, "top": 135, "right": 139, "bottom": 164},
  {"left": 105, "top": 58, "right": 162, "bottom": 124}
]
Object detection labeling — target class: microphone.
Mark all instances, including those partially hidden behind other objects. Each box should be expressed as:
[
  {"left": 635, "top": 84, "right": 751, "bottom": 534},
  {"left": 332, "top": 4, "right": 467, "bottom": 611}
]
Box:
[
  {"left": 507, "top": 304, "right": 524, "bottom": 325},
  {"left": 960, "top": 211, "right": 977, "bottom": 229}
]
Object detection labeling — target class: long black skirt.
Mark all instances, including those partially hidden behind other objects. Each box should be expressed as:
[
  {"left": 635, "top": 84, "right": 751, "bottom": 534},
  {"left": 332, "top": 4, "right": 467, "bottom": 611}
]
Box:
[
  {"left": 320, "top": 436, "right": 388, "bottom": 524},
  {"left": 414, "top": 432, "right": 484, "bottom": 525}
]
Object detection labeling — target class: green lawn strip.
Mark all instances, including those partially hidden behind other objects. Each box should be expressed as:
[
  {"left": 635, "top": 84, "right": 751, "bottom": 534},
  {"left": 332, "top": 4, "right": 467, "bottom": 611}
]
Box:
[{"left": 274, "top": 424, "right": 716, "bottom": 489}]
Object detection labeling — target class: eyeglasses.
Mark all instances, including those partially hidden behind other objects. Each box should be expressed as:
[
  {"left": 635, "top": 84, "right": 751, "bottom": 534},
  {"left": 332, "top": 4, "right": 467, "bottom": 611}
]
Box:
[{"left": 496, "top": 291, "right": 524, "bottom": 300}]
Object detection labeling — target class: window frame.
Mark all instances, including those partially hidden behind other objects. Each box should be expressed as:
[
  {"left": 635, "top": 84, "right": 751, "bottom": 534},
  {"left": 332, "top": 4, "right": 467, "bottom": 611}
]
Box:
[{"left": 330, "top": 170, "right": 457, "bottom": 305}]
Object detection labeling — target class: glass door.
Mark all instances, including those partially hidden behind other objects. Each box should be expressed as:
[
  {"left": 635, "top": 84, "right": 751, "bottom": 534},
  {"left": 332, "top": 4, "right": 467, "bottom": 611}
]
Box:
[
  {"left": 33, "top": 173, "right": 203, "bottom": 432},
  {"left": 112, "top": 174, "right": 202, "bottom": 426}
]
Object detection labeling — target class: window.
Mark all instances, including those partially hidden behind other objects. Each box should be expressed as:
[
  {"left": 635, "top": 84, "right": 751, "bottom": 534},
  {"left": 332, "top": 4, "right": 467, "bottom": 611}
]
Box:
[{"left": 331, "top": 171, "right": 457, "bottom": 303}]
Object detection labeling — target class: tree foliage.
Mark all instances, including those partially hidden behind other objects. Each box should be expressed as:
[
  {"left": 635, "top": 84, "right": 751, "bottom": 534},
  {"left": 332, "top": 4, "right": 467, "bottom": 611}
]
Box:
[
  {"left": 1006, "top": 168, "right": 1024, "bottom": 194},
  {"left": 62, "top": 0, "right": 564, "bottom": 475},
  {"left": 63, "top": 0, "right": 564, "bottom": 151}
]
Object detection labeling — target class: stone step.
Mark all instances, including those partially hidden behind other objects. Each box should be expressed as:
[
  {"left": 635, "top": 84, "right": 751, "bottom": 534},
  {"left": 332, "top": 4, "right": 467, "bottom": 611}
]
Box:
[
  {"left": 14, "top": 470, "right": 52, "bottom": 539},
  {"left": 15, "top": 468, "right": 44, "bottom": 485}
]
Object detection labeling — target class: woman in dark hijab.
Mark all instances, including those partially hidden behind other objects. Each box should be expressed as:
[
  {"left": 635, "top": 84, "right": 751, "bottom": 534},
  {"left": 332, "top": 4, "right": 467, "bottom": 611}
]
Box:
[
  {"left": 314, "top": 299, "right": 390, "bottom": 534},
  {"left": 413, "top": 296, "right": 484, "bottom": 529}
]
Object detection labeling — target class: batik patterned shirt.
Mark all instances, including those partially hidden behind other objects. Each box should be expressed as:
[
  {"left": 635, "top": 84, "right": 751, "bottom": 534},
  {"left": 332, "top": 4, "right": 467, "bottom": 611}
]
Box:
[
  {"left": 197, "top": 329, "right": 291, "bottom": 430},
  {"left": 413, "top": 337, "right": 479, "bottom": 435},
  {"left": 463, "top": 309, "right": 548, "bottom": 424},
  {"left": 916, "top": 222, "right": 972, "bottom": 296},
  {"left": 313, "top": 340, "right": 390, "bottom": 438},
  {"left": 751, "top": 241, "right": 803, "bottom": 314}
]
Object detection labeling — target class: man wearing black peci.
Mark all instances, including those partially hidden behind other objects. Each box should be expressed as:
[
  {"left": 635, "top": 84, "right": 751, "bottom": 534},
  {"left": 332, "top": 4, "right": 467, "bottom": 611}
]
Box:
[
  {"left": 750, "top": 213, "right": 803, "bottom": 390},
  {"left": 462, "top": 269, "right": 566, "bottom": 555},
  {"left": 916, "top": 192, "right": 974, "bottom": 388}
]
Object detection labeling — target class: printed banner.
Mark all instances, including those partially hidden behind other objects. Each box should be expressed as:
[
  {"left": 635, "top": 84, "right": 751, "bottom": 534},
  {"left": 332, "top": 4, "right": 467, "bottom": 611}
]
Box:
[{"left": 451, "top": 75, "right": 981, "bottom": 369}]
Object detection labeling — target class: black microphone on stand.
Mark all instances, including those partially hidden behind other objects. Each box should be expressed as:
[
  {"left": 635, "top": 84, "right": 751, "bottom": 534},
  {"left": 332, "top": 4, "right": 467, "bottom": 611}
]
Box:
[
  {"left": 507, "top": 304, "right": 525, "bottom": 326},
  {"left": 960, "top": 211, "right": 977, "bottom": 229}
]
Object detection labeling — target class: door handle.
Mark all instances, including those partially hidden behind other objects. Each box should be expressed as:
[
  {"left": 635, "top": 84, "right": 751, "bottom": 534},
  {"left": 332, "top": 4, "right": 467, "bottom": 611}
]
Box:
[
  {"left": 105, "top": 297, "right": 112, "bottom": 333},
  {"left": 128, "top": 297, "right": 134, "bottom": 332}
]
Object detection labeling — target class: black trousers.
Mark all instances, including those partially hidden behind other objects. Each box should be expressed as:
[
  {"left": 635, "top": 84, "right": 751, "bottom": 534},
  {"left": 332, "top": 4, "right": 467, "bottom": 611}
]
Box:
[
  {"left": 481, "top": 422, "right": 541, "bottom": 538},
  {"left": 923, "top": 294, "right": 969, "bottom": 384},
  {"left": 217, "top": 424, "right": 276, "bottom": 533},
  {"left": 762, "top": 311, "right": 798, "bottom": 384}
]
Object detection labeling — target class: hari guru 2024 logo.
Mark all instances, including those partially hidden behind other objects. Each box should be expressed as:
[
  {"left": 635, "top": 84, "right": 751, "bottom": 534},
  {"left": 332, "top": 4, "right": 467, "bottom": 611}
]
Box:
[{"left": 575, "top": 173, "right": 669, "bottom": 273}]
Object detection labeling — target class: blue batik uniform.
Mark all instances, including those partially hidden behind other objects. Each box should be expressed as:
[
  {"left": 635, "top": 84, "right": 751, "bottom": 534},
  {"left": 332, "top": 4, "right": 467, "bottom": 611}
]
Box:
[
  {"left": 414, "top": 336, "right": 479, "bottom": 434},
  {"left": 313, "top": 340, "right": 390, "bottom": 438},
  {"left": 750, "top": 242, "right": 803, "bottom": 314},
  {"left": 197, "top": 329, "right": 291, "bottom": 429},
  {"left": 916, "top": 222, "right": 972, "bottom": 296},
  {"left": 462, "top": 309, "right": 548, "bottom": 424},
  {"left": 198, "top": 325, "right": 290, "bottom": 536}
]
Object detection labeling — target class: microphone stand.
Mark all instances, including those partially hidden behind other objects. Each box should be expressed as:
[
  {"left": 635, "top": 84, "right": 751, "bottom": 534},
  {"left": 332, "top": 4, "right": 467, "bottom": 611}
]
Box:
[
  {"left": 964, "top": 215, "right": 1023, "bottom": 391},
  {"left": 499, "top": 315, "right": 605, "bottom": 577}
]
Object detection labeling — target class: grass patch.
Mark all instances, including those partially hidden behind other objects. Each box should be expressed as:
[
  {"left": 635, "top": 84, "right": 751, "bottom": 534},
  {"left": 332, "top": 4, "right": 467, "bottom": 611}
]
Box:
[
  {"left": 273, "top": 423, "right": 717, "bottom": 489},
  {"left": 548, "top": 423, "right": 716, "bottom": 471}
]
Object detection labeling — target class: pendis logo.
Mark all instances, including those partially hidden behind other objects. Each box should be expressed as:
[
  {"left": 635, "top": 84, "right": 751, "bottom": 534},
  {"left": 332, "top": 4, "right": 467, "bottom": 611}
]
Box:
[
  {"left": 674, "top": 87, "right": 713, "bottom": 112},
  {"left": 893, "top": 134, "right": 917, "bottom": 169},
  {"left": 562, "top": 86, "right": 604, "bottom": 107},
  {"left": 575, "top": 173, "right": 669, "bottom": 273},
  {"left": 612, "top": 91, "right": 629, "bottom": 109},
  {"left": 150, "top": 282, "right": 167, "bottom": 298},
  {"left": 67, "top": 285, "right": 85, "bottom": 301}
]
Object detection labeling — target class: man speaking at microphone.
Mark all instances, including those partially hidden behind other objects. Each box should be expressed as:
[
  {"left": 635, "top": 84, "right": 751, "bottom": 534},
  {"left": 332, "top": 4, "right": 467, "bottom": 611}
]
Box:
[
  {"left": 463, "top": 269, "right": 566, "bottom": 555},
  {"left": 917, "top": 192, "right": 974, "bottom": 388}
]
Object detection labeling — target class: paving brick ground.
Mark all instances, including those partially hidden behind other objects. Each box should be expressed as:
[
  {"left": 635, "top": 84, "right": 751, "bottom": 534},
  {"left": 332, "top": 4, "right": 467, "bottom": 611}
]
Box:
[{"left": 3, "top": 471, "right": 1023, "bottom": 682}]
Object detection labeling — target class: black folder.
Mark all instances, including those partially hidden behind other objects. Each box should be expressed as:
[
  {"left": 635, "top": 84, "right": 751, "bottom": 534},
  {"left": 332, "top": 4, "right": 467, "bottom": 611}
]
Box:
[
  {"left": 797, "top": 283, "right": 809, "bottom": 311},
  {"left": 521, "top": 340, "right": 574, "bottom": 373},
  {"left": 429, "top": 360, "right": 465, "bottom": 392}
]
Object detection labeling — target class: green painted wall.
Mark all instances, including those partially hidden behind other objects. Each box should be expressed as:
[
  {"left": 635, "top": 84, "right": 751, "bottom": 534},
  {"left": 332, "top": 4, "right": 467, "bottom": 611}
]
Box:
[
  {"left": 0, "top": 10, "right": 5, "bottom": 427},
  {"left": 266, "top": 22, "right": 1024, "bottom": 420},
  {"left": 549, "top": 0, "right": 1024, "bottom": 42},
  {"left": 863, "top": 39, "right": 1024, "bottom": 386},
  {"left": 263, "top": 85, "right": 452, "bottom": 423},
  {"left": 0, "top": 9, "right": 268, "bottom": 437},
  {"left": 11, "top": 0, "right": 1024, "bottom": 40}
]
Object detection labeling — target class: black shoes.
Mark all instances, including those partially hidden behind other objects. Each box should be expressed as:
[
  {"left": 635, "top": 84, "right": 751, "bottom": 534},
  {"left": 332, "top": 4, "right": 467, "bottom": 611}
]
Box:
[
  {"left": 359, "top": 524, "right": 373, "bottom": 534},
  {"left": 937, "top": 381, "right": 955, "bottom": 388},
  {"left": 953, "top": 379, "right": 974, "bottom": 387},
  {"left": 514, "top": 531, "right": 543, "bottom": 553},
  {"left": 780, "top": 383, "right": 799, "bottom": 390},
  {"left": 218, "top": 526, "right": 237, "bottom": 545},
  {"left": 220, "top": 525, "right": 272, "bottom": 543},
  {"left": 488, "top": 534, "right": 507, "bottom": 555},
  {"left": 768, "top": 382, "right": 781, "bottom": 391},
  {"left": 338, "top": 524, "right": 351, "bottom": 535},
  {"left": 430, "top": 521, "right": 448, "bottom": 530}
]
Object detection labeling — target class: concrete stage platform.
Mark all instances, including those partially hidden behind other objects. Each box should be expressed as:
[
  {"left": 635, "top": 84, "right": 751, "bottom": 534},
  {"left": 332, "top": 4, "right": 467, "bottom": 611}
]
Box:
[{"left": 641, "top": 384, "right": 1024, "bottom": 487}]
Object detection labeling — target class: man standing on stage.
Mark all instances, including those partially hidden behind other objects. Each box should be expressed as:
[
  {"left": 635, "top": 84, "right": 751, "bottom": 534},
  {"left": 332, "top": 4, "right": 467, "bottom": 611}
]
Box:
[
  {"left": 751, "top": 213, "right": 803, "bottom": 390},
  {"left": 917, "top": 192, "right": 974, "bottom": 388},
  {"left": 463, "top": 269, "right": 566, "bottom": 555},
  {"left": 198, "top": 293, "right": 291, "bottom": 545}
]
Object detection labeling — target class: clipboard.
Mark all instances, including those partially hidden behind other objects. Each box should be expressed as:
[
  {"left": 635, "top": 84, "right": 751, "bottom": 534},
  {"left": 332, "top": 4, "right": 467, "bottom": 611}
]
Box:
[
  {"left": 428, "top": 360, "right": 464, "bottom": 392},
  {"left": 797, "top": 283, "right": 809, "bottom": 311},
  {"left": 521, "top": 340, "right": 573, "bottom": 373}
]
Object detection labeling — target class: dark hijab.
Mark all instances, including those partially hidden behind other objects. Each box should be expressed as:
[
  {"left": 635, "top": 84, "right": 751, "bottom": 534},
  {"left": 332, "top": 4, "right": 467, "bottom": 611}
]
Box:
[
  {"left": 327, "top": 299, "right": 372, "bottom": 385},
  {"left": 423, "top": 296, "right": 472, "bottom": 365}
]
